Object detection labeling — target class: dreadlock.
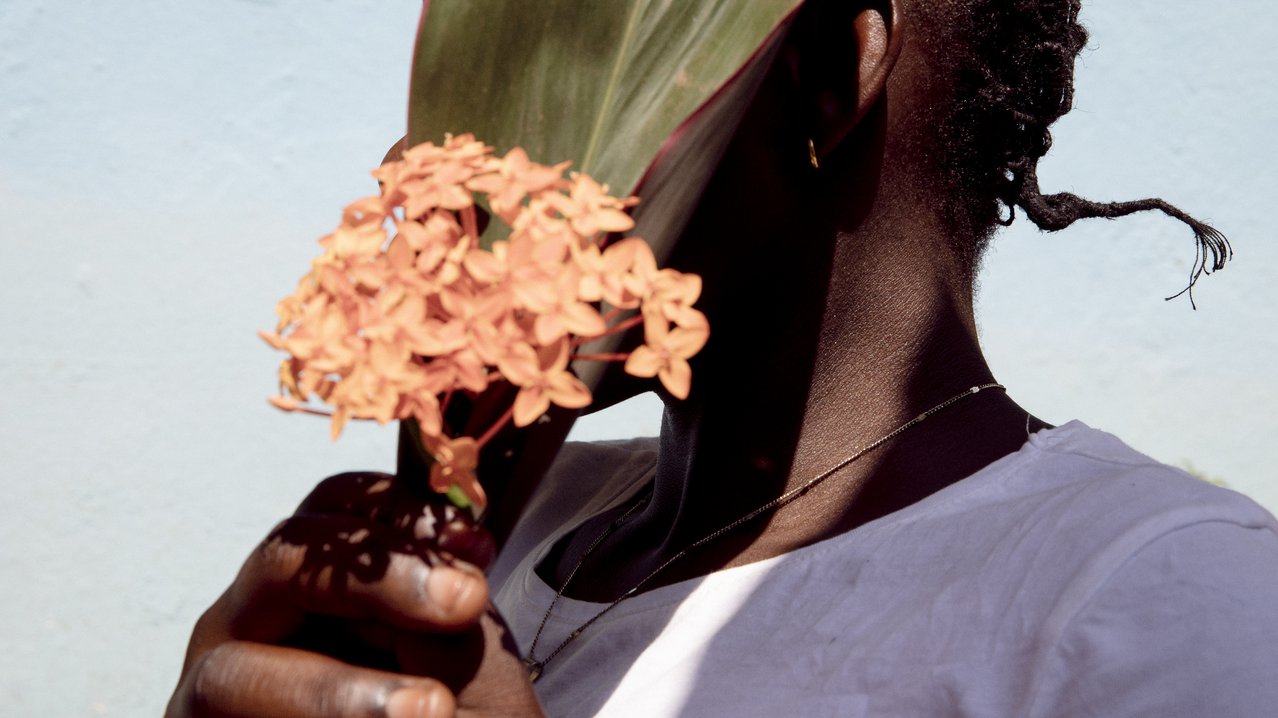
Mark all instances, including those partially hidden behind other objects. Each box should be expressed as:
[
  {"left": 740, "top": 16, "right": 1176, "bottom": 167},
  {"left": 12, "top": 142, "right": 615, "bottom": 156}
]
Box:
[{"left": 922, "top": 0, "right": 1231, "bottom": 306}]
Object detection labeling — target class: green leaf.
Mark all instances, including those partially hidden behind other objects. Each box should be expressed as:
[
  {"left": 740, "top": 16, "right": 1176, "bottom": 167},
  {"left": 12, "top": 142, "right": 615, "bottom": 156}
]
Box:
[
  {"left": 403, "top": 2, "right": 803, "bottom": 526},
  {"left": 444, "top": 484, "right": 472, "bottom": 510},
  {"left": 408, "top": 0, "right": 804, "bottom": 260}
]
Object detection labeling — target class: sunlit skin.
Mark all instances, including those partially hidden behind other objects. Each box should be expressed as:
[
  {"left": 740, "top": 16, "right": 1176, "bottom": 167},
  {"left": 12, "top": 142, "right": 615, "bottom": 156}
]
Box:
[
  {"left": 535, "top": 3, "right": 1051, "bottom": 602},
  {"left": 168, "top": 2, "right": 1068, "bottom": 716}
]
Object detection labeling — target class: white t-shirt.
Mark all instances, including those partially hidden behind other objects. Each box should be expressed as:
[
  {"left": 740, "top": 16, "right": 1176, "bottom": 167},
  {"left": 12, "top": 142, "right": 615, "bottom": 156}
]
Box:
[{"left": 491, "top": 422, "right": 1278, "bottom": 717}]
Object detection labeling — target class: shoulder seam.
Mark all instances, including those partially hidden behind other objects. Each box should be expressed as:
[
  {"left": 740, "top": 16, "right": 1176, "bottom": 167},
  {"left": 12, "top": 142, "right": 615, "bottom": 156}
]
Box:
[{"left": 1021, "top": 517, "right": 1278, "bottom": 715}]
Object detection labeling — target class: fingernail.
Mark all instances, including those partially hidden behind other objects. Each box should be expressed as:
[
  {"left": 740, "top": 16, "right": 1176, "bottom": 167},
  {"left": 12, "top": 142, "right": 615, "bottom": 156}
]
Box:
[
  {"left": 426, "top": 566, "right": 467, "bottom": 613},
  {"left": 387, "top": 686, "right": 449, "bottom": 718}
]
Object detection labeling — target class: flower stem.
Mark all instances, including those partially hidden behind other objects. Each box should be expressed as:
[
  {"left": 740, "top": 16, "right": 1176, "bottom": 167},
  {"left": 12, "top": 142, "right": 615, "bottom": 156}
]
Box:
[
  {"left": 475, "top": 403, "right": 515, "bottom": 449},
  {"left": 288, "top": 404, "right": 335, "bottom": 418},
  {"left": 573, "top": 314, "right": 643, "bottom": 346},
  {"left": 571, "top": 352, "right": 631, "bottom": 363},
  {"left": 461, "top": 205, "right": 480, "bottom": 244}
]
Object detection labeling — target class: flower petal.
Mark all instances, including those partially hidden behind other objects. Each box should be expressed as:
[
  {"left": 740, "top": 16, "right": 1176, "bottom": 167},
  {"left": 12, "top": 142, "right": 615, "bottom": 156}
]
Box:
[
  {"left": 667, "top": 324, "right": 710, "bottom": 358},
  {"left": 268, "top": 395, "right": 300, "bottom": 412},
  {"left": 330, "top": 406, "right": 350, "bottom": 441},
  {"left": 623, "top": 345, "right": 662, "bottom": 378},
  {"left": 561, "top": 301, "right": 607, "bottom": 339},
  {"left": 258, "top": 329, "right": 287, "bottom": 351},
  {"left": 533, "top": 313, "right": 566, "bottom": 346},
  {"left": 658, "top": 356, "right": 693, "bottom": 400},
  {"left": 498, "top": 342, "right": 541, "bottom": 386},
  {"left": 547, "top": 371, "right": 593, "bottom": 410},
  {"left": 513, "top": 387, "right": 550, "bottom": 427}
]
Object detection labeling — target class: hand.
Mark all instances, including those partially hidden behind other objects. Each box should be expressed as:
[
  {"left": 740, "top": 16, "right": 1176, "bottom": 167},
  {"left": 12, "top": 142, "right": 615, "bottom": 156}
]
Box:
[{"left": 166, "top": 471, "right": 543, "bottom": 717}]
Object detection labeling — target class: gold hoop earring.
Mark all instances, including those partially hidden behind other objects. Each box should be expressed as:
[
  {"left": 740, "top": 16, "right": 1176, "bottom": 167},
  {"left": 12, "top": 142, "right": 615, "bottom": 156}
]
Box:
[{"left": 807, "top": 138, "right": 820, "bottom": 169}]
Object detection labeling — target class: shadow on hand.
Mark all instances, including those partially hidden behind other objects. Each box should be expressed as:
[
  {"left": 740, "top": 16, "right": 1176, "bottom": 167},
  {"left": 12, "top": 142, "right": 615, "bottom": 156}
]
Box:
[{"left": 267, "top": 470, "right": 497, "bottom": 679}]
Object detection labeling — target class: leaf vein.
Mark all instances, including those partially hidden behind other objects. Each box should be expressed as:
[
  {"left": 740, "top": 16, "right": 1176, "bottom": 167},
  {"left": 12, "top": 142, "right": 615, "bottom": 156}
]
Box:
[{"left": 580, "top": 0, "right": 646, "bottom": 173}]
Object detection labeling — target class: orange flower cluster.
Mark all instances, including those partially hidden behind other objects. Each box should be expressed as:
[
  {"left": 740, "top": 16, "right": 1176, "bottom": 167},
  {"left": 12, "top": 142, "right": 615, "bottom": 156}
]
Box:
[{"left": 261, "top": 134, "right": 708, "bottom": 510}]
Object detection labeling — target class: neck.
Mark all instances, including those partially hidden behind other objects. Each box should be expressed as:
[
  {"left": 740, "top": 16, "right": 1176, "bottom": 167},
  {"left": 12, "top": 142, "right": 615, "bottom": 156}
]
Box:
[{"left": 545, "top": 203, "right": 1040, "bottom": 601}]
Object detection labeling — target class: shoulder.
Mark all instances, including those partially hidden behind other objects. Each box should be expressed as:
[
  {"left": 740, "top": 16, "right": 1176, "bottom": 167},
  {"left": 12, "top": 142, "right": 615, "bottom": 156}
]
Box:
[
  {"left": 897, "top": 421, "right": 1275, "bottom": 596},
  {"left": 994, "top": 421, "right": 1274, "bottom": 555},
  {"left": 1017, "top": 423, "right": 1278, "bottom": 716},
  {"left": 1019, "top": 420, "right": 1250, "bottom": 503},
  {"left": 990, "top": 422, "right": 1276, "bottom": 625}
]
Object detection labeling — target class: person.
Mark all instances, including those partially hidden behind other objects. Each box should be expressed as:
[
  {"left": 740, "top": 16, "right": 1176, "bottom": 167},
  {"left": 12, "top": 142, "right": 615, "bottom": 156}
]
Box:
[{"left": 167, "top": 0, "right": 1276, "bottom": 716}]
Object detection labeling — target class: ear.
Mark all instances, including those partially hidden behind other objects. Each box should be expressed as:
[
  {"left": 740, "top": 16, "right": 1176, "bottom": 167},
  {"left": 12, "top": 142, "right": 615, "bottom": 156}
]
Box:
[{"left": 802, "top": 0, "right": 903, "bottom": 162}]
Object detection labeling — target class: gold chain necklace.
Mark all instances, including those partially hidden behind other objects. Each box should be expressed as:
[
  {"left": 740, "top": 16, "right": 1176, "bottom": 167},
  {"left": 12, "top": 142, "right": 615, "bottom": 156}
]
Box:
[{"left": 521, "top": 383, "right": 1007, "bottom": 682}]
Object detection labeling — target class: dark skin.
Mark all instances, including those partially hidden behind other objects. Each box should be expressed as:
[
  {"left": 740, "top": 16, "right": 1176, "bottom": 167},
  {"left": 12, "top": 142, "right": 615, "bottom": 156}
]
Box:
[
  {"left": 539, "top": 1, "right": 1049, "bottom": 600},
  {"left": 169, "top": 1, "right": 1049, "bottom": 714}
]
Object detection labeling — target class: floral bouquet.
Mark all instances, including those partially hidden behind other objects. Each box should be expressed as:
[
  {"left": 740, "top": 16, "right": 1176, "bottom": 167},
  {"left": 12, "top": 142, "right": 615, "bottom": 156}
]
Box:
[
  {"left": 260, "top": 134, "right": 708, "bottom": 515},
  {"left": 258, "top": 0, "right": 807, "bottom": 532}
]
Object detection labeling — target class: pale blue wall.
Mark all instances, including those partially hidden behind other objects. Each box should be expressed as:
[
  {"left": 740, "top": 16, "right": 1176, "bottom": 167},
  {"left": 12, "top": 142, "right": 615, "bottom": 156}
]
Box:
[{"left": 1, "top": 1, "right": 1273, "bottom": 714}]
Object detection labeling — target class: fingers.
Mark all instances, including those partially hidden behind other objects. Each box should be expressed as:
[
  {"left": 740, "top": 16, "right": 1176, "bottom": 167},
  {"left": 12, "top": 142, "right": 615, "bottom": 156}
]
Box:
[
  {"left": 226, "top": 515, "right": 489, "bottom": 643},
  {"left": 168, "top": 640, "right": 455, "bottom": 718},
  {"left": 395, "top": 610, "right": 542, "bottom": 714},
  {"left": 294, "top": 472, "right": 497, "bottom": 570},
  {"left": 294, "top": 472, "right": 404, "bottom": 521}
]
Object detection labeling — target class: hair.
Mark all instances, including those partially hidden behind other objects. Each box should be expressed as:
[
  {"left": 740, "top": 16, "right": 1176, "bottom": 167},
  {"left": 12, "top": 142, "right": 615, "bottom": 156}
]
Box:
[{"left": 910, "top": 0, "right": 1231, "bottom": 305}]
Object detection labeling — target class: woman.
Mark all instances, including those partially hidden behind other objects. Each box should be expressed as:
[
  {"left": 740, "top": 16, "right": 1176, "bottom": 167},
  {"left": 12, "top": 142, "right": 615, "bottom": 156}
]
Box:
[{"left": 168, "top": 1, "right": 1276, "bottom": 715}]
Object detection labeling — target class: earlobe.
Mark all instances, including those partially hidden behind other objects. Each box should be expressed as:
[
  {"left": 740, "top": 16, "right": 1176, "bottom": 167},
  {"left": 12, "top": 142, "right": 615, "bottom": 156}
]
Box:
[{"left": 810, "top": 0, "right": 903, "bottom": 161}]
